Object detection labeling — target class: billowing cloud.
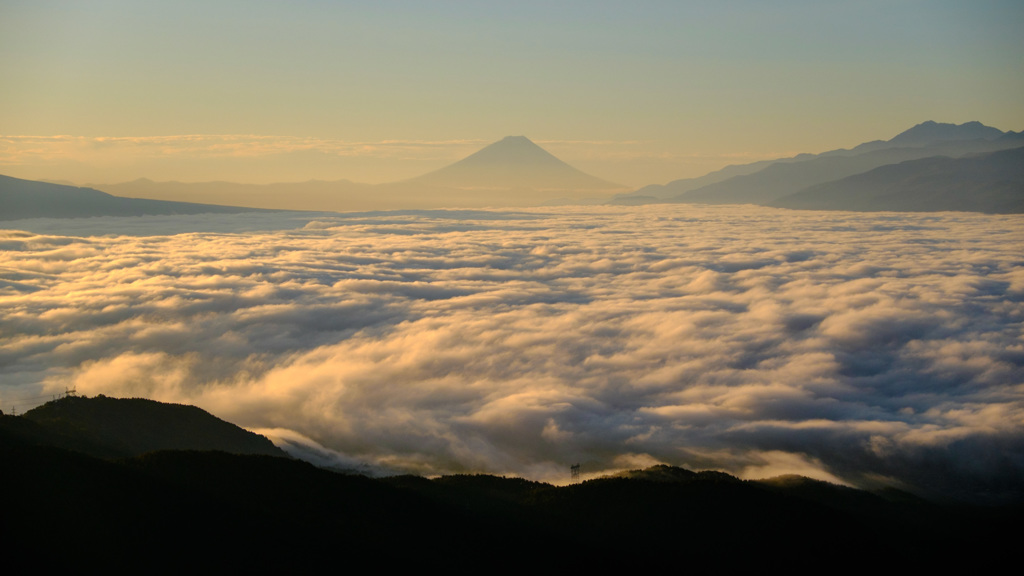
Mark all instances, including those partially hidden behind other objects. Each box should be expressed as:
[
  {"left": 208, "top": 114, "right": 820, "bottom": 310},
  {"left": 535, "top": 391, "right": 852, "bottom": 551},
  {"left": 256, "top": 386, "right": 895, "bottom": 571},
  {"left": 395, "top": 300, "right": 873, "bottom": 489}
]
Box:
[{"left": 1, "top": 205, "right": 1021, "bottom": 501}]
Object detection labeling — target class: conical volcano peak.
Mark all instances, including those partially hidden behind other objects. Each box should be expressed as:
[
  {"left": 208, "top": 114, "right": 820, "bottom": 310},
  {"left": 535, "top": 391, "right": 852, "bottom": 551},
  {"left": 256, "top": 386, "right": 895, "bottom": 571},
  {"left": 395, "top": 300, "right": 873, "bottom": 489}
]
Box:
[
  {"left": 464, "top": 135, "right": 564, "bottom": 167},
  {"left": 404, "top": 135, "right": 626, "bottom": 196},
  {"left": 492, "top": 135, "right": 540, "bottom": 149}
]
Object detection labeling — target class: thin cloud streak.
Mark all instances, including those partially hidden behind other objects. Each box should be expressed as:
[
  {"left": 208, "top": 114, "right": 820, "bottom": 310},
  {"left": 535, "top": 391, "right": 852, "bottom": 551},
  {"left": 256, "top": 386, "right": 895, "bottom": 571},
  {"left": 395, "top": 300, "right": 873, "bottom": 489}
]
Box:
[
  {"left": 1, "top": 205, "right": 1021, "bottom": 500},
  {"left": 0, "top": 134, "right": 501, "bottom": 185},
  {"left": 0, "top": 134, "right": 776, "bottom": 187},
  {"left": 0, "top": 134, "right": 487, "bottom": 162}
]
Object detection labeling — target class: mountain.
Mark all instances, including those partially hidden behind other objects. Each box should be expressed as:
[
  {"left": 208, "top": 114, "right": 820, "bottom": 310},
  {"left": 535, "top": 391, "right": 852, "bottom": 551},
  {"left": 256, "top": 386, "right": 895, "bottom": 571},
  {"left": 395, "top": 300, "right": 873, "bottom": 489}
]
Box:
[
  {"left": 10, "top": 395, "right": 286, "bottom": 459},
  {"left": 669, "top": 122, "right": 1023, "bottom": 206},
  {"left": 770, "top": 146, "right": 1024, "bottom": 213},
  {"left": 885, "top": 120, "right": 1006, "bottom": 148},
  {"left": 619, "top": 121, "right": 1022, "bottom": 206},
  {"left": 615, "top": 155, "right": 807, "bottom": 203},
  {"left": 2, "top": 397, "right": 1020, "bottom": 570},
  {"left": 91, "top": 177, "right": 376, "bottom": 212},
  {"left": 0, "top": 174, "right": 273, "bottom": 220},
  {"left": 86, "top": 137, "right": 628, "bottom": 211},
  {"left": 403, "top": 135, "right": 625, "bottom": 199}
]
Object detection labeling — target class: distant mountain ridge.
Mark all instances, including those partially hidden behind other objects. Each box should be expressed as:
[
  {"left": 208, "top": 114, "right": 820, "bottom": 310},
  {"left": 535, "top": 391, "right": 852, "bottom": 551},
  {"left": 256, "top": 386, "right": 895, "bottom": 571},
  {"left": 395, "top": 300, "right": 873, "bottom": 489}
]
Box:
[
  {"left": 886, "top": 120, "right": 1005, "bottom": 147},
  {"left": 82, "top": 136, "right": 627, "bottom": 211},
  {"left": 7, "top": 124, "right": 1021, "bottom": 215},
  {"left": 771, "top": 146, "right": 1024, "bottom": 213},
  {"left": 617, "top": 120, "right": 1024, "bottom": 213},
  {"left": 87, "top": 177, "right": 375, "bottom": 212},
  {"left": 0, "top": 174, "right": 272, "bottom": 220}
]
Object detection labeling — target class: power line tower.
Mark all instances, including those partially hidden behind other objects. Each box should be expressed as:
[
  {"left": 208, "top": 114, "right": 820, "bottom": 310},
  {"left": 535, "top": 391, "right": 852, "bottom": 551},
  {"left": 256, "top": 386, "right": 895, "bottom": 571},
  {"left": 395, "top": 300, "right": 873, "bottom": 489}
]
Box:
[{"left": 570, "top": 463, "right": 580, "bottom": 483}]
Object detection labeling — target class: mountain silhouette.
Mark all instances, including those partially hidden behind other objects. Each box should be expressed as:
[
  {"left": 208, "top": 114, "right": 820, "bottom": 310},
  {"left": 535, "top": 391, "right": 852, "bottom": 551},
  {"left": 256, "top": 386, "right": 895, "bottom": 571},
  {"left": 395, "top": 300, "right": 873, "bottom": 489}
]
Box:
[
  {"left": 89, "top": 177, "right": 374, "bottom": 212},
  {"left": 621, "top": 121, "right": 1021, "bottom": 206},
  {"left": 406, "top": 135, "right": 623, "bottom": 193},
  {"left": 771, "top": 146, "right": 1024, "bottom": 213},
  {"left": 12, "top": 395, "right": 286, "bottom": 459},
  {"left": 3, "top": 396, "right": 1020, "bottom": 570},
  {"left": 0, "top": 174, "right": 274, "bottom": 220},
  {"left": 885, "top": 120, "right": 1007, "bottom": 148},
  {"left": 86, "top": 137, "right": 628, "bottom": 211}
]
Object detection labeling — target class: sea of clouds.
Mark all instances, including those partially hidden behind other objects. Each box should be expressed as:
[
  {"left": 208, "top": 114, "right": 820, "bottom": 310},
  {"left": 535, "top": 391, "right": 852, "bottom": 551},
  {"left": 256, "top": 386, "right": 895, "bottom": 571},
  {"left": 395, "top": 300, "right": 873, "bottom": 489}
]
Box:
[{"left": 2, "top": 205, "right": 1022, "bottom": 500}]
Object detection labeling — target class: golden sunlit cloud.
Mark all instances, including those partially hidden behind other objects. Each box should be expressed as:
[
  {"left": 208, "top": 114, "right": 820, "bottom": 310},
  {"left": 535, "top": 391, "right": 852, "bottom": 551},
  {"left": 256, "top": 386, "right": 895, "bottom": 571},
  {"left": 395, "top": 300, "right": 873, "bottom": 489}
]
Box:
[{"left": 3, "top": 205, "right": 1021, "bottom": 494}]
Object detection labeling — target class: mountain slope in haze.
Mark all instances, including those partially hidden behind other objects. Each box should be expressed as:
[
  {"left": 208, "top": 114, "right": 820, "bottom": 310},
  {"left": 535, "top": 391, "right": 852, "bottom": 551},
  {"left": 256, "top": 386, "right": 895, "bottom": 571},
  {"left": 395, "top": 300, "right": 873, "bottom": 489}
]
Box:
[
  {"left": 0, "top": 174, "right": 273, "bottom": 220},
  {"left": 404, "top": 135, "right": 624, "bottom": 193},
  {"left": 91, "top": 177, "right": 375, "bottom": 212},
  {"left": 617, "top": 155, "right": 811, "bottom": 203},
  {"left": 15, "top": 395, "right": 286, "bottom": 459},
  {"left": 883, "top": 119, "right": 1006, "bottom": 148},
  {"left": 619, "top": 121, "right": 1021, "bottom": 206},
  {"left": 88, "top": 136, "right": 627, "bottom": 211},
  {"left": 826, "top": 120, "right": 1013, "bottom": 156},
  {"left": 671, "top": 121, "right": 1022, "bottom": 206},
  {"left": 770, "top": 146, "right": 1024, "bottom": 213}
]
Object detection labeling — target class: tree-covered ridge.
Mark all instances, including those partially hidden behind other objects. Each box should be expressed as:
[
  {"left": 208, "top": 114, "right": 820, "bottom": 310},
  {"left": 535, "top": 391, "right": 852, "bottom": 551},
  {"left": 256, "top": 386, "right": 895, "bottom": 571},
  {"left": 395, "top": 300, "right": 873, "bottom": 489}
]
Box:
[
  {"left": 18, "top": 395, "right": 286, "bottom": 458},
  {"left": 2, "top": 396, "right": 1020, "bottom": 571}
]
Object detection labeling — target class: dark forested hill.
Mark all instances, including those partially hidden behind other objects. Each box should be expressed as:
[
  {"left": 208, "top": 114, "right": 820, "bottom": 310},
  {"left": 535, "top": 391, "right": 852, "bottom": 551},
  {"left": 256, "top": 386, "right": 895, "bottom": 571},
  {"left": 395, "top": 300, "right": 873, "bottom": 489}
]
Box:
[
  {"left": 1, "top": 397, "right": 1020, "bottom": 570},
  {"left": 15, "top": 395, "right": 286, "bottom": 458}
]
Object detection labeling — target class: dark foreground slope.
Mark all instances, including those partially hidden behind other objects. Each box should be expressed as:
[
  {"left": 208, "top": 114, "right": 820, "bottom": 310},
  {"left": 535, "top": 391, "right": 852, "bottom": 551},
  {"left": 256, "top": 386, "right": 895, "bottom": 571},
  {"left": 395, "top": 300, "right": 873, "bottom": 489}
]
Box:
[
  {"left": 16, "top": 395, "right": 286, "bottom": 458},
  {"left": 2, "top": 397, "right": 1019, "bottom": 570},
  {"left": 0, "top": 174, "right": 272, "bottom": 220}
]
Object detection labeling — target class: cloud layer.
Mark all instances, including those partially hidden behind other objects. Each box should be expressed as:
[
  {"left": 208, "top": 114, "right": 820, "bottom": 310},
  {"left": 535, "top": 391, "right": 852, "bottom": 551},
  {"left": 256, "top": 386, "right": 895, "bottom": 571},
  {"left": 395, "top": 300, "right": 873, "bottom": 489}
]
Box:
[{"left": 2, "top": 205, "right": 1022, "bottom": 500}]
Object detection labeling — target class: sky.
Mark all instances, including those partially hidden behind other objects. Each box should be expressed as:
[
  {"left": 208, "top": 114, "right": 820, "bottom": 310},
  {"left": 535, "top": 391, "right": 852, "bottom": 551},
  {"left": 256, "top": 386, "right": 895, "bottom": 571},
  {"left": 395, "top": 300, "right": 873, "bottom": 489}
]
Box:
[
  {"left": 3, "top": 206, "right": 1023, "bottom": 500},
  {"left": 2, "top": 2, "right": 1023, "bottom": 502},
  {"left": 2, "top": 1, "right": 1022, "bottom": 187}
]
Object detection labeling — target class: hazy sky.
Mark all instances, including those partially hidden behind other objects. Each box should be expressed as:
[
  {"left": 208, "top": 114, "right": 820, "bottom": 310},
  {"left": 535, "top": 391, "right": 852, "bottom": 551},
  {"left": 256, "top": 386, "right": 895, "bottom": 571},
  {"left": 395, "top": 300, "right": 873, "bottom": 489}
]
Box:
[{"left": 2, "top": 1, "right": 1023, "bottom": 186}]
